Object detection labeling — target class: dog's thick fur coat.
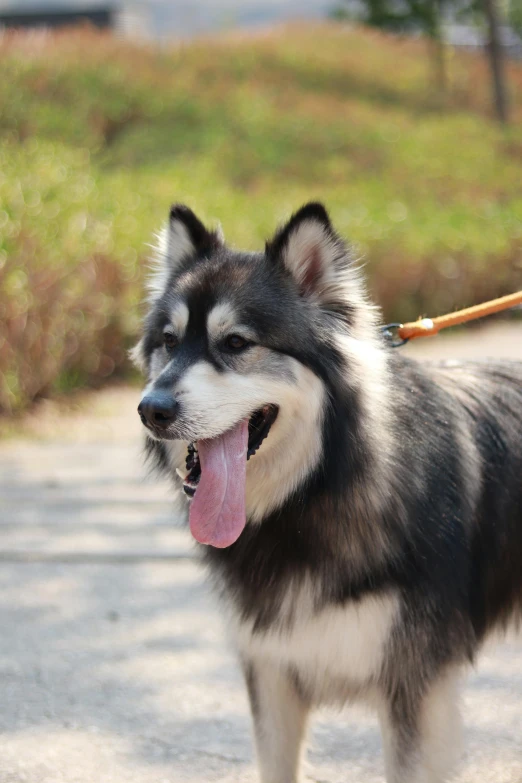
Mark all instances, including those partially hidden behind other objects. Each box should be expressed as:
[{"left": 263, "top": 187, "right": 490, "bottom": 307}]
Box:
[{"left": 134, "top": 203, "right": 522, "bottom": 783}]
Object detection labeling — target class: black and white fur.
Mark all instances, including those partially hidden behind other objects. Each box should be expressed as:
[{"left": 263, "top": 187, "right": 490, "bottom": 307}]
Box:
[{"left": 133, "top": 202, "right": 522, "bottom": 783}]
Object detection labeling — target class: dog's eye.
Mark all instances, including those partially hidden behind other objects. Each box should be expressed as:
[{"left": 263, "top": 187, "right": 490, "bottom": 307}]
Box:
[
  {"left": 225, "top": 334, "right": 249, "bottom": 351},
  {"left": 163, "top": 331, "right": 178, "bottom": 350}
]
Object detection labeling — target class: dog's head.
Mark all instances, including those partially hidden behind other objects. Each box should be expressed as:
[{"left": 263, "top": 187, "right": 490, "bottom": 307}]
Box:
[{"left": 133, "top": 202, "right": 382, "bottom": 547}]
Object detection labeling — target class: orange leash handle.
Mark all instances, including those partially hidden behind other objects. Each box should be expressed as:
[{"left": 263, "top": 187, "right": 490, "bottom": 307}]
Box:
[{"left": 398, "top": 290, "right": 522, "bottom": 342}]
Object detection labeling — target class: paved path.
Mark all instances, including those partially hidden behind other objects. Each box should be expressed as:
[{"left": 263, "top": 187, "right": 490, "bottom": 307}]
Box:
[{"left": 0, "top": 323, "right": 521, "bottom": 783}]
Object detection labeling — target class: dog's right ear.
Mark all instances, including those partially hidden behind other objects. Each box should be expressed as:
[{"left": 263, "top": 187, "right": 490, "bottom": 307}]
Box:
[{"left": 148, "top": 204, "right": 222, "bottom": 300}]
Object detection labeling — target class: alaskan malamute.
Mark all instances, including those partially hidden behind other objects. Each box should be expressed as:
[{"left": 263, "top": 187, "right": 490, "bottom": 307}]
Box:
[{"left": 133, "top": 202, "right": 522, "bottom": 783}]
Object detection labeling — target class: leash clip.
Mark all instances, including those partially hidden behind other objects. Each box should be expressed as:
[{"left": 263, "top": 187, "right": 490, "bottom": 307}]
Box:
[{"left": 381, "top": 323, "right": 408, "bottom": 348}]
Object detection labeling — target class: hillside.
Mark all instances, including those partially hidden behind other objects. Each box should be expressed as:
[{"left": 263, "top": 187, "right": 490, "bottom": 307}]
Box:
[{"left": 1, "top": 23, "right": 521, "bottom": 411}]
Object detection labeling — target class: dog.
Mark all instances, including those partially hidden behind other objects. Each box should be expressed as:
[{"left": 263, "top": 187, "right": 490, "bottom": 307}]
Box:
[{"left": 132, "top": 202, "right": 522, "bottom": 783}]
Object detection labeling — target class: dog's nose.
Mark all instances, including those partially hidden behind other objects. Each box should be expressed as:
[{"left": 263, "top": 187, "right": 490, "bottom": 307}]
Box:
[{"left": 138, "top": 393, "right": 178, "bottom": 430}]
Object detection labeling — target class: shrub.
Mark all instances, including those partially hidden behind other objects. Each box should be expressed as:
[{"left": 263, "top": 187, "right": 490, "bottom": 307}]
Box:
[{"left": 1, "top": 26, "right": 521, "bottom": 412}]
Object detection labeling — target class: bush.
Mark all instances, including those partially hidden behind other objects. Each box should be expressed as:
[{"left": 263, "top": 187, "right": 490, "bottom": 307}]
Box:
[
  {"left": 0, "top": 142, "right": 143, "bottom": 411},
  {"left": 1, "top": 25, "right": 521, "bottom": 412}
]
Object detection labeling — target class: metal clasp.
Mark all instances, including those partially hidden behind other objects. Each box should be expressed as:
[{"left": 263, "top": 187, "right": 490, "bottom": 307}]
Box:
[{"left": 381, "top": 323, "right": 409, "bottom": 348}]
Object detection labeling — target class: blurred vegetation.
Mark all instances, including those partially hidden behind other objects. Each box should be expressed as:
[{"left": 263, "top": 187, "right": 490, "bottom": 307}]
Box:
[{"left": 0, "top": 24, "right": 521, "bottom": 412}]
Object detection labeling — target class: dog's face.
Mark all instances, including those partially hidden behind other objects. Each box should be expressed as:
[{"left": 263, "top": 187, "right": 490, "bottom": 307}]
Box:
[{"left": 134, "top": 202, "right": 373, "bottom": 546}]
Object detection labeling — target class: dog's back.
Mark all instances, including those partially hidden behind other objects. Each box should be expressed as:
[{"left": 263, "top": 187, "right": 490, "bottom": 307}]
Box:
[{"left": 419, "top": 358, "right": 522, "bottom": 638}]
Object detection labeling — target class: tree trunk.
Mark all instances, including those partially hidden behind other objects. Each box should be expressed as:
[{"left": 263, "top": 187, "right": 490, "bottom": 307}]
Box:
[
  {"left": 432, "top": 29, "right": 447, "bottom": 94},
  {"left": 426, "top": 0, "right": 447, "bottom": 94},
  {"left": 483, "top": 0, "right": 509, "bottom": 124}
]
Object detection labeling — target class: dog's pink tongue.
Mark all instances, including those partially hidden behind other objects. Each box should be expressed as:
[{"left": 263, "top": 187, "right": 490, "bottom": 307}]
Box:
[{"left": 189, "top": 419, "right": 249, "bottom": 548}]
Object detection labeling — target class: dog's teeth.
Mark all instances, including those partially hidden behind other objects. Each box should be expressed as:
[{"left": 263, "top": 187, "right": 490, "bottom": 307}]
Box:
[{"left": 175, "top": 468, "right": 185, "bottom": 481}]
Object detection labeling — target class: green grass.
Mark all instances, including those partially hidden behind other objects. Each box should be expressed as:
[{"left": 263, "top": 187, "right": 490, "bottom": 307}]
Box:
[{"left": 1, "top": 24, "right": 521, "bottom": 412}]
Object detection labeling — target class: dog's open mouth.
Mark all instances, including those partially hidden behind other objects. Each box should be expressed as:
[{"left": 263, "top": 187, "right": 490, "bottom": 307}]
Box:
[
  {"left": 182, "top": 404, "right": 278, "bottom": 497},
  {"left": 180, "top": 404, "right": 278, "bottom": 549}
]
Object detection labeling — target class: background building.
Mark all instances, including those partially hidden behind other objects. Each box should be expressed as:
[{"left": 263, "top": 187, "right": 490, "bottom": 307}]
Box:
[{"left": 0, "top": 1, "right": 333, "bottom": 40}]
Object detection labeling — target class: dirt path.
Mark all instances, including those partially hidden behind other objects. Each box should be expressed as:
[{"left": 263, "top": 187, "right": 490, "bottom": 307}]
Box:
[{"left": 0, "top": 323, "right": 520, "bottom": 783}]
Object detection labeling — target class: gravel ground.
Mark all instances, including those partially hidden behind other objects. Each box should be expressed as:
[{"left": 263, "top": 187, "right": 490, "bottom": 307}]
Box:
[{"left": 0, "top": 322, "right": 521, "bottom": 783}]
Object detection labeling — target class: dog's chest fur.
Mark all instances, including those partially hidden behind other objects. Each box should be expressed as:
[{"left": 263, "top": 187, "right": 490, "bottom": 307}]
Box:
[{"left": 229, "top": 579, "right": 399, "bottom": 704}]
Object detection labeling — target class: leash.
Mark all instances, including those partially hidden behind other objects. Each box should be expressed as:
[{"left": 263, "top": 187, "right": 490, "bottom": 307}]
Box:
[{"left": 382, "top": 290, "right": 522, "bottom": 348}]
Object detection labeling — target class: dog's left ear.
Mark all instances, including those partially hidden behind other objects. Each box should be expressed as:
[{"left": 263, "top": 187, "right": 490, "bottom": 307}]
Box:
[{"left": 266, "top": 203, "right": 347, "bottom": 302}]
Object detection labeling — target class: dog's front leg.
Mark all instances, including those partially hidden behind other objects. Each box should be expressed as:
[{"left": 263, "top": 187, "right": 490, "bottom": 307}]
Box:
[
  {"left": 379, "top": 669, "right": 462, "bottom": 783},
  {"left": 242, "top": 657, "right": 310, "bottom": 783}
]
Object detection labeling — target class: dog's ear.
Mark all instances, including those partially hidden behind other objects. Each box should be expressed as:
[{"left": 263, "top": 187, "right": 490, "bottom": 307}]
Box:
[
  {"left": 166, "top": 204, "right": 219, "bottom": 262},
  {"left": 266, "top": 203, "right": 348, "bottom": 303},
  {"left": 148, "top": 204, "right": 222, "bottom": 301}
]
